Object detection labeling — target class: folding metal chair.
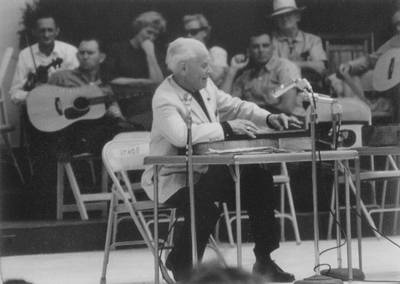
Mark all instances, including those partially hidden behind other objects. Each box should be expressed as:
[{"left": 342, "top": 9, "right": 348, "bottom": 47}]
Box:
[
  {"left": 57, "top": 132, "right": 149, "bottom": 220},
  {"left": 56, "top": 152, "right": 109, "bottom": 220},
  {"left": 325, "top": 98, "right": 400, "bottom": 239},
  {"left": 0, "top": 47, "right": 25, "bottom": 184},
  {"left": 100, "top": 137, "right": 177, "bottom": 284},
  {"left": 101, "top": 135, "right": 227, "bottom": 284}
]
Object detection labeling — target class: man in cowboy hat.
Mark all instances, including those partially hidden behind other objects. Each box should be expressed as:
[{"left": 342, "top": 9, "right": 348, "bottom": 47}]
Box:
[{"left": 270, "top": 0, "right": 327, "bottom": 92}]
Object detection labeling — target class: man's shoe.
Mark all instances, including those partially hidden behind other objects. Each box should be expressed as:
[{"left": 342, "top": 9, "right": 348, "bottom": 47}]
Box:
[
  {"left": 253, "top": 260, "right": 295, "bottom": 282},
  {"left": 165, "top": 255, "right": 191, "bottom": 282}
]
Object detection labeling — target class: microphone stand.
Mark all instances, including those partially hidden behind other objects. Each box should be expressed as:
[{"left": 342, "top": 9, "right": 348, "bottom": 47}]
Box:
[
  {"left": 184, "top": 94, "right": 198, "bottom": 268},
  {"left": 295, "top": 89, "right": 343, "bottom": 284}
]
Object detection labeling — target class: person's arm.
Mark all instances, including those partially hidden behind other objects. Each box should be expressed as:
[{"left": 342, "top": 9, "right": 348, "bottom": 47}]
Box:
[
  {"left": 141, "top": 39, "right": 164, "bottom": 84},
  {"left": 101, "top": 85, "right": 125, "bottom": 119},
  {"left": 295, "top": 35, "right": 327, "bottom": 75},
  {"left": 278, "top": 88, "right": 307, "bottom": 118},
  {"left": 340, "top": 36, "right": 397, "bottom": 76},
  {"left": 276, "top": 61, "right": 307, "bottom": 118},
  {"left": 110, "top": 77, "right": 154, "bottom": 85},
  {"left": 10, "top": 53, "right": 30, "bottom": 105},
  {"left": 295, "top": 60, "right": 326, "bottom": 75},
  {"left": 220, "top": 54, "right": 248, "bottom": 93},
  {"left": 63, "top": 45, "right": 79, "bottom": 70}
]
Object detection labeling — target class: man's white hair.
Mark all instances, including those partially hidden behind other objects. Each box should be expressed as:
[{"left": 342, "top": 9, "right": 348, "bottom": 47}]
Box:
[{"left": 166, "top": 37, "right": 208, "bottom": 73}]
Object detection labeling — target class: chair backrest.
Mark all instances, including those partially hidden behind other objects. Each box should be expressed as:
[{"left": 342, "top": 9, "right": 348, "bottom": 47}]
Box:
[
  {"left": 109, "top": 131, "right": 151, "bottom": 196},
  {"left": 322, "top": 33, "right": 374, "bottom": 75},
  {"left": 113, "top": 131, "right": 151, "bottom": 142},
  {"left": 0, "top": 47, "right": 14, "bottom": 126},
  {"left": 103, "top": 138, "right": 150, "bottom": 175}
]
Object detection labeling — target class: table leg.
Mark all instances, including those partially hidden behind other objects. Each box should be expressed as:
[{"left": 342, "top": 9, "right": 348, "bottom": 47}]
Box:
[
  {"left": 235, "top": 164, "right": 242, "bottom": 268},
  {"left": 154, "top": 165, "right": 160, "bottom": 284},
  {"left": 355, "top": 157, "right": 363, "bottom": 270},
  {"left": 344, "top": 161, "right": 353, "bottom": 280}
]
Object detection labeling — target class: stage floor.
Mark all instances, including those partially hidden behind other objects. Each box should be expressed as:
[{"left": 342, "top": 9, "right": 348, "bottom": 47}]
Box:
[{"left": 1, "top": 236, "right": 399, "bottom": 284}]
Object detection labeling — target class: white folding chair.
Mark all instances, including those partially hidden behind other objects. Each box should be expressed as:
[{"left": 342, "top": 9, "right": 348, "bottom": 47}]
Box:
[
  {"left": 111, "top": 131, "right": 174, "bottom": 243},
  {"left": 57, "top": 132, "right": 151, "bottom": 220},
  {"left": 56, "top": 152, "right": 109, "bottom": 220},
  {"left": 0, "top": 47, "right": 25, "bottom": 184},
  {"left": 101, "top": 135, "right": 227, "bottom": 284},
  {"left": 101, "top": 137, "right": 177, "bottom": 284}
]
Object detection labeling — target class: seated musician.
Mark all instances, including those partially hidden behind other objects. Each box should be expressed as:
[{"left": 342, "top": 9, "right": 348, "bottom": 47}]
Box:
[
  {"left": 9, "top": 13, "right": 79, "bottom": 187},
  {"left": 10, "top": 13, "right": 79, "bottom": 105},
  {"left": 46, "top": 36, "right": 134, "bottom": 156},
  {"left": 141, "top": 37, "right": 301, "bottom": 282},
  {"left": 339, "top": 10, "right": 400, "bottom": 123},
  {"left": 104, "top": 11, "right": 167, "bottom": 130},
  {"left": 220, "top": 30, "right": 307, "bottom": 118},
  {"left": 270, "top": 0, "right": 327, "bottom": 93},
  {"left": 182, "top": 14, "right": 229, "bottom": 88}
]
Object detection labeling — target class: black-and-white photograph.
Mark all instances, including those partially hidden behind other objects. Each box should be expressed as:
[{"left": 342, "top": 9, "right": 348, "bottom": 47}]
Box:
[{"left": 0, "top": 0, "right": 399, "bottom": 283}]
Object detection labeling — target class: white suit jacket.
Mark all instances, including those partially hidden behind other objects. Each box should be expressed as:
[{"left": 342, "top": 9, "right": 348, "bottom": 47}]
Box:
[{"left": 141, "top": 76, "right": 273, "bottom": 203}]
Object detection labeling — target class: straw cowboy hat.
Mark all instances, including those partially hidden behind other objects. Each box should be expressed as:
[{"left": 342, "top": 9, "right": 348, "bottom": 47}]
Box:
[{"left": 270, "top": 0, "right": 305, "bottom": 17}]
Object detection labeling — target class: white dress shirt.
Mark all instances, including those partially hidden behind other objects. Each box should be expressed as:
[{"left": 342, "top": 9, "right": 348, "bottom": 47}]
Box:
[{"left": 10, "top": 40, "right": 79, "bottom": 105}]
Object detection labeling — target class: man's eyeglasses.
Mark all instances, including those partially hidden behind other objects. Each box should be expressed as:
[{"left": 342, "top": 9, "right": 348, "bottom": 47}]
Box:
[{"left": 185, "top": 27, "right": 208, "bottom": 36}]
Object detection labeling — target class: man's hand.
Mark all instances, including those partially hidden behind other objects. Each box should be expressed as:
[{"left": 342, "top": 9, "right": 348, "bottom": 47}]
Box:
[
  {"left": 339, "top": 63, "right": 351, "bottom": 76},
  {"left": 227, "top": 119, "right": 259, "bottom": 138},
  {"left": 141, "top": 39, "right": 156, "bottom": 55},
  {"left": 229, "top": 54, "right": 249, "bottom": 72},
  {"left": 268, "top": 114, "right": 303, "bottom": 130}
]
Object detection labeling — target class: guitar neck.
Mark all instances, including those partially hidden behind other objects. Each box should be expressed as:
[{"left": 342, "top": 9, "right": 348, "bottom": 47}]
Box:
[{"left": 87, "top": 87, "right": 152, "bottom": 106}]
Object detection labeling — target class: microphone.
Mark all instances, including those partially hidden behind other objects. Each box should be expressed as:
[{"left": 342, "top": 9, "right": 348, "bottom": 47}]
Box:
[
  {"left": 301, "top": 93, "right": 338, "bottom": 104},
  {"left": 272, "top": 78, "right": 313, "bottom": 98},
  {"left": 183, "top": 93, "right": 193, "bottom": 127},
  {"left": 296, "top": 78, "right": 313, "bottom": 93}
]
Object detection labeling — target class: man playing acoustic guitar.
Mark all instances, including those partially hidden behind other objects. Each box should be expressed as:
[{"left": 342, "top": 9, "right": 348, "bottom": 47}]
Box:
[
  {"left": 339, "top": 10, "right": 400, "bottom": 123},
  {"left": 23, "top": 36, "right": 134, "bottom": 194},
  {"left": 45, "top": 36, "right": 134, "bottom": 156},
  {"left": 9, "top": 13, "right": 80, "bottom": 190},
  {"left": 10, "top": 13, "right": 79, "bottom": 105}
]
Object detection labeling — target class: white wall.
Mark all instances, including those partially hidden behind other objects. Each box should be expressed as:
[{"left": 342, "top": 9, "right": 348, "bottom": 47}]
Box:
[{"left": 0, "top": 0, "right": 34, "bottom": 147}]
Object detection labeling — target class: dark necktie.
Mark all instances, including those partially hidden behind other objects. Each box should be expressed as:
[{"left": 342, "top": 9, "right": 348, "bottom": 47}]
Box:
[{"left": 192, "top": 90, "right": 211, "bottom": 121}]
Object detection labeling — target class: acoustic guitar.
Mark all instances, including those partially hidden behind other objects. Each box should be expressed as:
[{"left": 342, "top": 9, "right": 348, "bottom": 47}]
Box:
[
  {"left": 372, "top": 48, "right": 400, "bottom": 91},
  {"left": 26, "top": 84, "right": 151, "bottom": 132}
]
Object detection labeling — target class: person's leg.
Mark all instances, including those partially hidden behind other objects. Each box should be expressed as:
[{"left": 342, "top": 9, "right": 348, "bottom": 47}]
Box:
[
  {"left": 239, "top": 165, "right": 279, "bottom": 258},
  {"left": 239, "top": 165, "right": 295, "bottom": 282}
]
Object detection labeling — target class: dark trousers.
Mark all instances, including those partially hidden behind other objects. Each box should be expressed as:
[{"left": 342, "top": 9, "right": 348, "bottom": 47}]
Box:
[{"left": 166, "top": 164, "right": 279, "bottom": 272}]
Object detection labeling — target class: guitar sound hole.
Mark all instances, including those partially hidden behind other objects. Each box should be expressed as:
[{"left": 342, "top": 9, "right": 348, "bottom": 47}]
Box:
[{"left": 74, "top": 97, "right": 89, "bottom": 110}]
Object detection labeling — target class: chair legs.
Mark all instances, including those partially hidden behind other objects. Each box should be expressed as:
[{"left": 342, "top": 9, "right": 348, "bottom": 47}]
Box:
[
  {"left": 369, "top": 155, "right": 400, "bottom": 235},
  {"left": 57, "top": 158, "right": 109, "bottom": 220},
  {"left": 1, "top": 131, "right": 25, "bottom": 184},
  {"left": 328, "top": 157, "right": 400, "bottom": 239},
  {"left": 100, "top": 192, "right": 117, "bottom": 284},
  {"left": 327, "top": 160, "right": 381, "bottom": 240},
  {"left": 100, "top": 191, "right": 175, "bottom": 284}
]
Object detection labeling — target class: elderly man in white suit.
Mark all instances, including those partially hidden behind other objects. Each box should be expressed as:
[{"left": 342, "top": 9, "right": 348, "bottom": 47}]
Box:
[{"left": 141, "top": 38, "right": 300, "bottom": 282}]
